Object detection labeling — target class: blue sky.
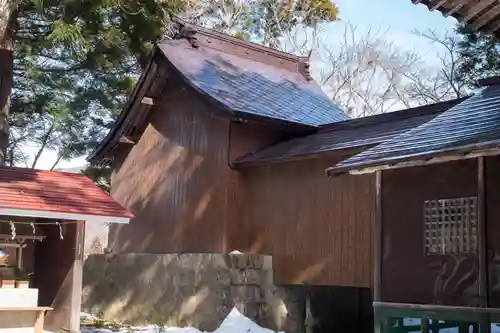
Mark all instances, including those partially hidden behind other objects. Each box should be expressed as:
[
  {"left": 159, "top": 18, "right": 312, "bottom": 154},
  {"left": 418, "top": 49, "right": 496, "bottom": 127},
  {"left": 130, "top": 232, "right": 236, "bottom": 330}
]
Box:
[
  {"left": 35, "top": 0, "right": 460, "bottom": 170},
  {"left": 335, "top": 0, "right": 457, "bottom": 42}
]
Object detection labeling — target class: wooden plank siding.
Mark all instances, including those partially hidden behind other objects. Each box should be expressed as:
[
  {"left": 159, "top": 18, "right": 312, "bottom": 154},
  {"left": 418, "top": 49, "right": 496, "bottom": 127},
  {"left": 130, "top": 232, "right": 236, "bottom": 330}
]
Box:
[
  {"left": 109, "top": 86, "right": 230, "bottom": 253},
  {"left": 380, "top": 160, "right": 479, "bottom": 306},
  {"left": 227, "top": 155, "right": 375, "bottom": 287},
  {"left": 107, "top": 86, "right": 375, "bottom": 287},
  {"left": 225, "top": 122, "right": 299, "bottom": 253}
]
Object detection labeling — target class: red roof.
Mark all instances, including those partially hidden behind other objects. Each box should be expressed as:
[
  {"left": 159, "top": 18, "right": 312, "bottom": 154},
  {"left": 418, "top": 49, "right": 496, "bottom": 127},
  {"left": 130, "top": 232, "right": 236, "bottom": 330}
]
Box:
[{"left": 0, "top": 166, "right": 134, "bottom": 223}]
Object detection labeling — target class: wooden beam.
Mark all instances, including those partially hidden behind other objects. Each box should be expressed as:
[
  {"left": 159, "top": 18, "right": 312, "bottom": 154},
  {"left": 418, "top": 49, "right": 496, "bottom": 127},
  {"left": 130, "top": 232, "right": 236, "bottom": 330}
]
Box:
[
  {"left": 34, "top": 310, "right": 45, "bottom": 333},
  {"left": 0, "top": 242, "right": 27, "bottom": 248},
  {"left": 471, "top": 3, "right": 500, "bottom": 29},
  {"left": 412, "top": 0, "right": 423, "bottom": 4},
  {"left": 69, "top": 222, "right": 85, "bottom": 333},
  {"left": 463, "top": 0, "right": 496, "bottom": 22},
  {"left": 0, "top": 234, "right": 45, "bottom": 242},
  {"left": 477, "top": 156, "right": 487, "bottom": 308},
  {"left": 141, "top": 96, "right": 155, "bottom": 105},
  {"left": 374, "top": 171, "right": 382, "bottom": 303},
  {"left": 445, "top": 3, "right": 465, "bottom": 17},
  {"left": 118, "top": 135, "right": 136, "bottom": 145},
  {"left": 347, "top": 147, "right": 500, "bottom": 175},
  {"left": 486, "top": 16, "right": 500, "bottom": 33},
  {"left": 0, "top": 307, "right": 53, "bottom": 311},
  {"left": 373, "top": 302, "right": 500, "bottom": 313},
  {"left": 477, "top": 157, "right": 490, "bottom": 333},
  {"left": 430, "top": 0, "right": 450, "bottom": 11}
]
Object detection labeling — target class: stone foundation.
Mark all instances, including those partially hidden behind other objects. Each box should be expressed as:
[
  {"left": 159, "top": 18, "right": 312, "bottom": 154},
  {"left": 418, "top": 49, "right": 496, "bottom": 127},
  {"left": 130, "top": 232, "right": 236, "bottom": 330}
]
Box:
[{"left": 82, "top": 253, "right": 305, "bottom": 332}]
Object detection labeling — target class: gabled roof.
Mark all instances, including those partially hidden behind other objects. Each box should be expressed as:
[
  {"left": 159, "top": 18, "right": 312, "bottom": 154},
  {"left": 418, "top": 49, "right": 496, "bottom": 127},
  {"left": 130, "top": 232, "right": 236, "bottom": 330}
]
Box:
[
  {"left": 0, "top": 167, "right": 134, "bottom": 223},
  {"left": 328, "top": 85, "right": 500, "bottom": 174},
  {"left": 412, "top": 0, "right": 500, "bottom": 37},
  {"left": 88, "top": 20, "right": 349, "bottom": 165},
  {"left": 158, "top": 34, "right": 348, "bottom": 127},
  {"left": 232, "top": 98, "right": 464, "bottom": 167}
]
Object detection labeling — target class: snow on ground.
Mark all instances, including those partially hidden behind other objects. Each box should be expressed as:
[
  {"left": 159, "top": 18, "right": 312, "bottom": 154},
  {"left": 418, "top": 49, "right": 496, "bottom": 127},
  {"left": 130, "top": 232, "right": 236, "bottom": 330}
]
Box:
[{"left": 81, "top": 308, "right": 285, "bottom": 333}]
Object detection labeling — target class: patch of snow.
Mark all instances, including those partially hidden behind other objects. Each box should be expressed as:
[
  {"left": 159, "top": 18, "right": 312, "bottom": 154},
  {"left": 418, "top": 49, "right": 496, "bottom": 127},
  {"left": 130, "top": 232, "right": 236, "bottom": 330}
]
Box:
[
  {"left": 215, "top": 308, "right": 283, "bottom": 333},
  {"left": 81, "top": 312, "right": 99, "bottom": 321},
  {"left": 81, "top": 307, "right": 285, "bottom": 333}
]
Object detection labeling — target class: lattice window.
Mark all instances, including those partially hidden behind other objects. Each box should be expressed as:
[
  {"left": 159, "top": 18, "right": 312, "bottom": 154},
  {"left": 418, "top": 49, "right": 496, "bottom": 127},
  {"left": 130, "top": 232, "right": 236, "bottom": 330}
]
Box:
[{"left": 423, "top": 197, "right": 477, "bottom": 255}]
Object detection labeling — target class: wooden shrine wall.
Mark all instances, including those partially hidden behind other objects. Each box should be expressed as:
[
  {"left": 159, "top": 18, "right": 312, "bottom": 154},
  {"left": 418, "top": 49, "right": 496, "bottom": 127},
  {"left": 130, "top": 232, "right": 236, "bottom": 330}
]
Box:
[{"left": 380, "top": 159, "right": 479, "bottom": 306}]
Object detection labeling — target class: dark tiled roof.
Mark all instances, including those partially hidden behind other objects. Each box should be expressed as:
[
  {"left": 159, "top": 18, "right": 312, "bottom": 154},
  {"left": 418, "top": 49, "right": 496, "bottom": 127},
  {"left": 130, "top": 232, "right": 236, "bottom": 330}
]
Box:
[
  {"left": 330, "top": 86, "right": 500, "bottom": 172},
  {"left": 411, "top": 0, "right": 500, "bottom": 39},
  {"left": 232, "top": 99, "right": 464, "bottom": 167},
  {"left": 158, "top": 40, "right": 349, "bottom": 126}
]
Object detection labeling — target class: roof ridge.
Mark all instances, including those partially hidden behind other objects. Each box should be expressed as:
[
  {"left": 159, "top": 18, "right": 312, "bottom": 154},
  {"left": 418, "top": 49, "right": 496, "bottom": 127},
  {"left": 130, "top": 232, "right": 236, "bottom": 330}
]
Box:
[
  {"left": 0, "top": 165, "right": 88, "bottom": 178},
  {"left": 477, "top": 75, "right": 500, "bottom": 87},
  {"left": 319, "top": 97, "right": 469, "bottom": 132},
  {"left": 167, "top": 17, "right": 302, "bottom": 64}
]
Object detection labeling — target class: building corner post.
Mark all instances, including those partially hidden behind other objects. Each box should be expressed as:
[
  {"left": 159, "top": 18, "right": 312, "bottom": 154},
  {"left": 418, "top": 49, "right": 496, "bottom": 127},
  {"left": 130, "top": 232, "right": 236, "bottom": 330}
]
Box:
[
  {"left": 374, "top": 170, "right": 383, "bottom": 333},
  {"left": 478, "top": 157, "right": 490, "bottom": 333}
]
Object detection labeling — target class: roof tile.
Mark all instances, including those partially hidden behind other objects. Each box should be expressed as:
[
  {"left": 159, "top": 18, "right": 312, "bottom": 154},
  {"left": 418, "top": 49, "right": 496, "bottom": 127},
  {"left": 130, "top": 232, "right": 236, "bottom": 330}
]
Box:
[
  {"left": 0, "top": 167, "right": 134, "bottom": 221},
  {"left": 233, "top": 98, "right": 463, "bottom": 167},
  {"left": 332, "top": 86, "right": 500, "bottom": 172},
  {"left": 158, "top": 40, "right": 349, "bottom": 126}
]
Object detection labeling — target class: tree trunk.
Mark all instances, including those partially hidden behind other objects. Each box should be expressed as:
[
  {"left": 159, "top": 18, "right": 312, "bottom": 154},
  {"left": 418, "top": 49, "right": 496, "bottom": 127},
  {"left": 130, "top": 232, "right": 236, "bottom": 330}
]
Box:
[
  {"left": 0, "top": 0, "right": 16, "bottom": 165},
  {"left": 31, "top": 120, "right": 56, "bottom": 168},
  {"left": 49, "top": 151, "right": 63, "bottom": 171}
]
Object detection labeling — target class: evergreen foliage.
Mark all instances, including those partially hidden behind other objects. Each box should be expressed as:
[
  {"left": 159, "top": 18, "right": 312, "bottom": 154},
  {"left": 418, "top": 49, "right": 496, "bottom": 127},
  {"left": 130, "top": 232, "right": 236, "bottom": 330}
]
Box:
[
  {"left": 456, "top": 24, "right": 500, "bottom": 88},
  {"left": 4, "top": 0, "right": 339, "bottom": 187}
]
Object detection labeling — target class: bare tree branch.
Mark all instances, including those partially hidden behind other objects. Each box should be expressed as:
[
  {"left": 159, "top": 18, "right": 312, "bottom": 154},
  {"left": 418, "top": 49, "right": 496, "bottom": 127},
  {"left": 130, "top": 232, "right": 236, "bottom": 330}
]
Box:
[{"left": 316, "top": 24, "right": 467, "bottom": 117}]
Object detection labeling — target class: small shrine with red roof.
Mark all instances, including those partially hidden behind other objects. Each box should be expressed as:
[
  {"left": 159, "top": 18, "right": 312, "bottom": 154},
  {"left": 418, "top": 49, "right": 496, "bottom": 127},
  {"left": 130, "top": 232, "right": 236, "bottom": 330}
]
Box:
[{"left": 0, "top": 166, "right": 133, "bottom": 333}]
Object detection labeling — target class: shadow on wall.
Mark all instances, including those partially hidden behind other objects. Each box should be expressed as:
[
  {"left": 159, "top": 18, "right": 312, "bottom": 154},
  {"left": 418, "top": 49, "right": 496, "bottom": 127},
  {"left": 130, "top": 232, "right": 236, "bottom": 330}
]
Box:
[
  {"left": 108, "top": 86, "right": 229, "bottom": 254},
  {"left": 82, "top": 253, "right": 306, "bottom": 333},
  {"left": 84, "top": 223, "right": 109, "bottom": 257}
]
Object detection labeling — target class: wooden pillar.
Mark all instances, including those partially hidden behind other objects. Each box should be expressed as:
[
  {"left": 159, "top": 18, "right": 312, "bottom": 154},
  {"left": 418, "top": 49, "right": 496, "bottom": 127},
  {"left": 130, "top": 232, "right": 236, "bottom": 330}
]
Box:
[
  {"left": 69, "top": 221, "right": 85, "bottom": 333},
  {"left": 374, "top": 170, "right": 383, "bottom": 333},
  {"left": 34, "top": 309, "right": 45, "bottom": 333},
  {"left": 374, "top": 170, "right": 382, "bottom": 302},
  {"left": 477, "top": 156, "right": 490, "bottom": 333}
]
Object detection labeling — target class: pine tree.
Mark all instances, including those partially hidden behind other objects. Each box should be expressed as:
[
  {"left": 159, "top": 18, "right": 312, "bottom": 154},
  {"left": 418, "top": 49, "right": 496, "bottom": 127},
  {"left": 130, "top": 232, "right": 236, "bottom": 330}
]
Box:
[
  {"left": 0, "top": 0, "right": 17, "bottom": 164},
  {"left": 82, "top": 166, "right": 111, "bottom": 193},
  {"left": 11, "top": 0, "right": 192, "bottom": 167},
  {"left": 456, "top": 24, "right": 500, "bottom": 87},
  {"left": 10, "top": 0, "right": 339, "bottom": 171}
]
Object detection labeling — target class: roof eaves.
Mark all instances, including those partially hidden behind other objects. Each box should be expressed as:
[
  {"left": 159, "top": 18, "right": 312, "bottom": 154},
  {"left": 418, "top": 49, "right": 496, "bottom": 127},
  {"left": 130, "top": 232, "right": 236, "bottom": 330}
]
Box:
[
  {"left": 326, "top": 138, "right": 500, "bottom": 177},
  {"left": 87, "top": 50, "right": 159, "bottom": 164},
  {"left": 0, "top": 166, "right": 135, "bottom": 222},
  {"left": 319, "top": 97, "right": 468, "bottom": 132},
  {"left": 0, "top": 208, "right": 132, "bottom": 224},
  {"left": 233, "top": 99, "right": 463, "bottom": 168},
  {"left": 231, "top": 111, "right": 317, "bottom": 130},
  {"left": 233, "top": 144, "right": 373, "bottom": 169},
  {"left": 412, "top": 0, "right": 500, "bottom": 38},
  {"left": 478, "top": 75, "right": 500, "bottom": 87}
]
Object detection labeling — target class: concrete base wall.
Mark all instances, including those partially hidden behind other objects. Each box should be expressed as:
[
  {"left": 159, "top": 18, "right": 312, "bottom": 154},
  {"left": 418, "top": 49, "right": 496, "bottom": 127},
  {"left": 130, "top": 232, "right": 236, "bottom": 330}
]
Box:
[{"left": 82, "top": 253, "right": 305, "bottom": 332}]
